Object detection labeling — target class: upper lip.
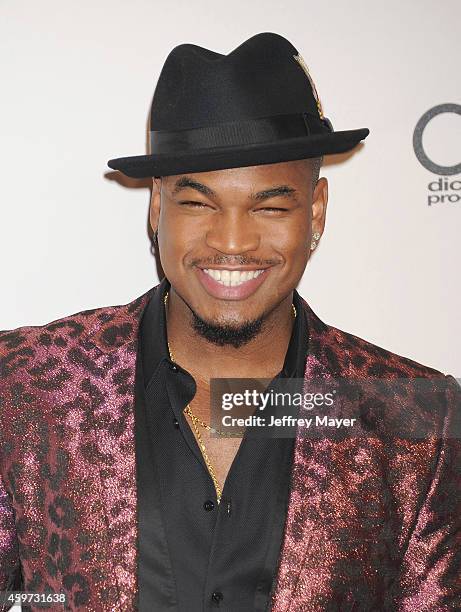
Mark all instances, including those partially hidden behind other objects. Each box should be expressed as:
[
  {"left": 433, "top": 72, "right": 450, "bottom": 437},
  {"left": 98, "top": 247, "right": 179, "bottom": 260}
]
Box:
[{"left": 198, "top": 265, "right": 271, "bottom": 271}]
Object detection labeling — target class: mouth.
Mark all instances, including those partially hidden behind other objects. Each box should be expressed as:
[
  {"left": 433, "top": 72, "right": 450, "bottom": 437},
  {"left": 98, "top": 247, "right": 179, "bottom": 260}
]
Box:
[{"left": 196, "top": 266, "right": 272, "bottom": 300}]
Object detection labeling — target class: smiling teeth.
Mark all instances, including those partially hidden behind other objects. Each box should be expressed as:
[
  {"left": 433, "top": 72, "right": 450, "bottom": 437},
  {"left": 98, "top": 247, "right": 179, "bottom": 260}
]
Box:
[{"left": 203, "top": 269, "right": 265, "bottom": 287}]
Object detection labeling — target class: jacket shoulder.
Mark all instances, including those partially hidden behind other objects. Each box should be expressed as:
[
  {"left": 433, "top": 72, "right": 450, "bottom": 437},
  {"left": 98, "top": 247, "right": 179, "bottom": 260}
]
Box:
[
  {"left": 327, "top": 323, "right": 446, "bottom": 378},
  {"left": 301, "top": 297, "right": 447, "bottom": 379},
  {"left": 0, "top": 287, "right": 154, "bottom": 371},
  {"left": 0, "top": 307, "right": 100, "bottom": 357}
]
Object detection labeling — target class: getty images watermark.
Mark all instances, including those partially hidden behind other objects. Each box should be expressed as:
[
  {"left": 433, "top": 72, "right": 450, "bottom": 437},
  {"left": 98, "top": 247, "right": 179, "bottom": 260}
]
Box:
[
  {"left": 219, "top": 386, "right": 355, "bottom": 430},
  {"left": 208, "top": 377, "right": 461, "bottom": 439}
]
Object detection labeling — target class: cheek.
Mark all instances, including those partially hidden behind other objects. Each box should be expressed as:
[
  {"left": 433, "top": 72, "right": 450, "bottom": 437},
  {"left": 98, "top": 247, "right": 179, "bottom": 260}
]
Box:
[
  {"left": 267, "top": 217, "right": 310, "bottom": 258},
  {"left": 162, "top": 205, "right": 205, "bottom": 239},
  {"left": 268, "top": 218, "right": 311, "bottom": 284},
  {"left": 158, "top": 211, "right": 201, "bottom": 274}
]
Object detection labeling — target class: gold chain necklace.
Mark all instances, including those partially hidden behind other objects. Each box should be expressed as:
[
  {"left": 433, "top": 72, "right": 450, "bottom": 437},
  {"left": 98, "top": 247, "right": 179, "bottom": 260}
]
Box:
[{"left": 163, "top": 290, "right": 296, "bottom": 504}]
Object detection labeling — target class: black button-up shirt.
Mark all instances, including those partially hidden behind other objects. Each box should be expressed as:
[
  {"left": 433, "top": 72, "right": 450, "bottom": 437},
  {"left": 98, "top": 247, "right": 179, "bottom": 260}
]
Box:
[{"left": 134, "top": 277, "right": 308, "bottom": 611}]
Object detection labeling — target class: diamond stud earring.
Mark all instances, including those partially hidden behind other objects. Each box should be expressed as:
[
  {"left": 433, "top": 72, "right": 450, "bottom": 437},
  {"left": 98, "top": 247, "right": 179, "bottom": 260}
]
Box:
[{"left": 310, "top": 231, "right": 321, "bottom": 250}]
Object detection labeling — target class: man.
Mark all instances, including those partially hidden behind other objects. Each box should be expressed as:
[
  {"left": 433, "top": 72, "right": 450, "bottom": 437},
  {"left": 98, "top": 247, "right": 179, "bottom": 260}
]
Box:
[{"left": 0, "top": 32, "right": 460, "bottom": 612}]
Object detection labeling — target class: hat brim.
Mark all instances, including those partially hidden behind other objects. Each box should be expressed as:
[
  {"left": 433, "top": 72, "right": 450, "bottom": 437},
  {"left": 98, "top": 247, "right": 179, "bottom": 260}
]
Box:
[{"left": 107, "top": 128, "right": 369, "bottom": 178}]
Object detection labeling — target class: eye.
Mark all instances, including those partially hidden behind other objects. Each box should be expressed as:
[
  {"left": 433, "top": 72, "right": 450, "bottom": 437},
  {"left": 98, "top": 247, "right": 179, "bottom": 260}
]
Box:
[
  {"left": 178, "top": 200, "right": 209, "bottom": 208},
  {"left": 256, "top": 206, "right": 289, "bottom": 213}
]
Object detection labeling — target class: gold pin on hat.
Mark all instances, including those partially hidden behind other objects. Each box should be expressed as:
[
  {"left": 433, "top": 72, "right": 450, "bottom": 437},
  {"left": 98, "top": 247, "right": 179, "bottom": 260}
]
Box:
[{"left": 293, "top": 53, "right": 324, "bottom": 119}]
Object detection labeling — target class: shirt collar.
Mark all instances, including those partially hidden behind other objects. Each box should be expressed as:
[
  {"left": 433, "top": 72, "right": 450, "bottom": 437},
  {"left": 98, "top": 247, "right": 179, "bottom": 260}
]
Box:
[{"left": 139, "top": 277, "right": 308, "bottom": 387}]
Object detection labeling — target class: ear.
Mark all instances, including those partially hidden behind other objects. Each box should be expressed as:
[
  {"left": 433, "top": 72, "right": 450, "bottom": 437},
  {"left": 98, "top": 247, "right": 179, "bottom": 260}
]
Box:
[
  {"left": 311, "top": 177, "right": 328, "bottom": 238},
  {"left": 149, "top": 177, "right": 162, "bottom": 233}
]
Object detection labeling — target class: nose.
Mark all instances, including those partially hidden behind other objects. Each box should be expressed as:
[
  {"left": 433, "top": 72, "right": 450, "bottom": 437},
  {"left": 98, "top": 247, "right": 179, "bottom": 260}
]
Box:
[{"left": 205, "top": 211, "right": 260, "bottom": 255}]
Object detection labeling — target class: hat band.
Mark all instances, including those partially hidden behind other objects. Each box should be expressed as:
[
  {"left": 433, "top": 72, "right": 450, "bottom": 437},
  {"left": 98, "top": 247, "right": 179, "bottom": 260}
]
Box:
[{"left": 150, "top": 112, "right": 332, "bottom": 154}]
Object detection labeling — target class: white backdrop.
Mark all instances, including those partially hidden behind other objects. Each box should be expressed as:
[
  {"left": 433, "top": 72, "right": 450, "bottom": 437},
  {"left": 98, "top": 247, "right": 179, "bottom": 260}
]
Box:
[{"left": 1, "top": 0, "right": 459, "bottom": 381}]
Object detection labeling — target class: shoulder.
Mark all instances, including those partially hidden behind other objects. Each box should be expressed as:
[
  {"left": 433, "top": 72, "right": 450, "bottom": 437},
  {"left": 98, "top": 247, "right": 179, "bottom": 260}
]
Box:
[
  {"left": 0, "top": 287, "right": 154, "bottom": 378},
  {"left": 0, "top": 307, "right": 96, "bottom": 358},
  {"left": 325, "top": 320, "right": 461, "bottom": 475},
  {"left": 301, "top": 302, "right": 461, "bottom": 444},
  {"left": 328, "top": 323, "right": 445, "bottom": 379},
  {"left": 300, "top": 297, "right": 448, "bottom": 379}
]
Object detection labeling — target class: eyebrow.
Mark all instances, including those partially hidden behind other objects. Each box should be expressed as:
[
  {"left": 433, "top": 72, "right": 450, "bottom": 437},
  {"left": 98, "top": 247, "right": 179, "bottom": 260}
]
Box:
[
  {"left": 171, "top": 176, "right": 298, "bottom": 201},
  {"left": 172, "top": 177, "right": 215, "bottom": 198},
  {"left": 251, "top": 185, "right": 298, "bottom": 202}
]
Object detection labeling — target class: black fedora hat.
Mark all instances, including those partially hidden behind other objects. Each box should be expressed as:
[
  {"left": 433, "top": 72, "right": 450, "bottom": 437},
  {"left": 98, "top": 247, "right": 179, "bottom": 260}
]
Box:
[{"left": 107, "top": 32, "right": 369, "bottom": 178}]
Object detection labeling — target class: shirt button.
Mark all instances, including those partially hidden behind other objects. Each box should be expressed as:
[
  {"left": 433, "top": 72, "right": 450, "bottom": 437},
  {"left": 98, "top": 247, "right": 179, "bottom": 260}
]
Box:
[
  {"left": 211, "top": 591, "right": 223, "bottom": 603},
  {"left": 170, "top": 363, "right": 178, "bottom": 372},
  {"left": 203, "top": 500, "right": 215, "bottom": 511},
  {"left": 173, "top": 417, "right": 179, "bottom": 428}
]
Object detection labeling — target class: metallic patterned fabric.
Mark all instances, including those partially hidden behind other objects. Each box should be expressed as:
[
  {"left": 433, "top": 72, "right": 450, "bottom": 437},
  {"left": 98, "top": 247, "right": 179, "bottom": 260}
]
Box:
[{"left": 0, "top": 284, "right": 460, "bottom": 611}]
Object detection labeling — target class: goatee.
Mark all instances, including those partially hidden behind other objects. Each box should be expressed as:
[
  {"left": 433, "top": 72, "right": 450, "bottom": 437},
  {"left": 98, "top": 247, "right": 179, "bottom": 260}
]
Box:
[{"left": 191, "top": 311, "right": 264, "bottom": 349}]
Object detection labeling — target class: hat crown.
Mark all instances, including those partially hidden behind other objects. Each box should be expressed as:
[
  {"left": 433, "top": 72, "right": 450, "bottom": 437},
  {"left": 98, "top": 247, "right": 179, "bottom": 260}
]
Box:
[{"left": 150, "top": 32, "right": 322, "bottom": 131}]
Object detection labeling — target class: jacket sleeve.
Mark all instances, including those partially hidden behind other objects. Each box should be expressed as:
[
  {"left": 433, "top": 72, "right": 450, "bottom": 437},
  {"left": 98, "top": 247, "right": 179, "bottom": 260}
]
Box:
[{"left": 391, "top": 374, "right": 461, "bottom": 611}]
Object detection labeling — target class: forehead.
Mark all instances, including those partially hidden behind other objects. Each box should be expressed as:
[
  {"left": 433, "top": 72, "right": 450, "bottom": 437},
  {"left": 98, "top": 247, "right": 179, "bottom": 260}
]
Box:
[{"left": 162, "top": 159, "right": 312, "bottom": 192}]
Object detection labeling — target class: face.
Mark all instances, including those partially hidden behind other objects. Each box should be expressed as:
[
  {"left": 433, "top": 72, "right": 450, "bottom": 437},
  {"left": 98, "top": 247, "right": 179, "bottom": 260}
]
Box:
[{"left": 149, "top": 159, "right": 328, "bottom": 331}]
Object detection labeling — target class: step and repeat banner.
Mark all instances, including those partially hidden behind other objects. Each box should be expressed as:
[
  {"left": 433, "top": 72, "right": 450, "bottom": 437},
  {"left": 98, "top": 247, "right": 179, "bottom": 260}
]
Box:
[{"left": 1, "top": 0, "right": 459, "bottom": 375}]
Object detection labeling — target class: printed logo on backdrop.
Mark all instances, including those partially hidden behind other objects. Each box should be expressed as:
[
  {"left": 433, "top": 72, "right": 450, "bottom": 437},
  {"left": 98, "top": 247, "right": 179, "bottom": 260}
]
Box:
[{"left": 413, "top": 103, "right": 461, "bottom": 206}]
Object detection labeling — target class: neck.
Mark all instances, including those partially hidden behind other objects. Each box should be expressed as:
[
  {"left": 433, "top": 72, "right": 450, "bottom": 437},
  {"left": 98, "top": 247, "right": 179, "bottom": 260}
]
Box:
[{"left": 164, "top": 288, "right": 296, "bottom": 381}]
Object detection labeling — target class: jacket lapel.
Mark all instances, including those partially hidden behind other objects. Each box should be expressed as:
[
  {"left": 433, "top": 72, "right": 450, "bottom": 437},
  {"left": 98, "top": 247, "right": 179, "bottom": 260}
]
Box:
[
  {"left": 86, "top": 287, "right": 154, "bottom": 610},
  {"left": 269, "top": 296, "right": 352, "bottom": 612}
]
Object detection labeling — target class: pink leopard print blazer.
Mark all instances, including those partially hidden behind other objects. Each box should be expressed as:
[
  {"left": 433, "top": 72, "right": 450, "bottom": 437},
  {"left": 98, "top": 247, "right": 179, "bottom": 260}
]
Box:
[{"left": 1, "top": 284, "right": 460, "bottom": 611}]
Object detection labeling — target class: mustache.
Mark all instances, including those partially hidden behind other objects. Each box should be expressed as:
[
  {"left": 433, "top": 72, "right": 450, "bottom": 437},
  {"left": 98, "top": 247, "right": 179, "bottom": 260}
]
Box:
[{"left": 190, "top": 255, "right": 280, "bottom": 267}]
